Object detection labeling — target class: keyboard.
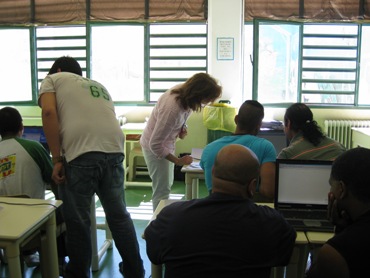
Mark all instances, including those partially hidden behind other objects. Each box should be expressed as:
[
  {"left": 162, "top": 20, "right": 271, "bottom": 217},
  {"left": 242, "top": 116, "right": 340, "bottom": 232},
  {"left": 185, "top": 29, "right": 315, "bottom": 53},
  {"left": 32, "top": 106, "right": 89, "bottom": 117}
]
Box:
[{"left": 280, "top": 209, "right": 328, "bottom": 220}]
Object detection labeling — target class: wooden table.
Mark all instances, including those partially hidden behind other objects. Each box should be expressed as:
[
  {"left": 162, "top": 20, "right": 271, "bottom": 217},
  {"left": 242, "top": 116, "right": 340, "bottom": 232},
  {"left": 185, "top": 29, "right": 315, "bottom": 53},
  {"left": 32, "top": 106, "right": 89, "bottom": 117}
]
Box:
[{"left": 0, "top": 197, "right": 62, "bottom": 278}]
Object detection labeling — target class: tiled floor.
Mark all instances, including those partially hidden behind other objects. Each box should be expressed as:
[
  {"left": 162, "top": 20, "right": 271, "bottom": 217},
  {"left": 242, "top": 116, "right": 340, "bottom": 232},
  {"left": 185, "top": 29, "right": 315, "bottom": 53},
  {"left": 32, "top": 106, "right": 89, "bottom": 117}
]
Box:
[{"left": 0, "top": 177, "right": 208, "bottom": 278}]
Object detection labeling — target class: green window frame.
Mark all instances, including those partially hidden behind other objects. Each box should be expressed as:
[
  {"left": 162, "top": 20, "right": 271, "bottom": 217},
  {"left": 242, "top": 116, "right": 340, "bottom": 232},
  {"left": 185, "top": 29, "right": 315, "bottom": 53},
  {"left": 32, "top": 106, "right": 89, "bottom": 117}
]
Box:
[
  {"left": 251, "top": 19, "right": 370, "bottom": 108},
  {"left": 0, "top": 22, "right": 207, "bottom": 106},
  {"left": 89, "top": 22, "right": 146, "bottom": 104},
  {"left": 149, "top": 23, "right": 207, "bottom": 103},
  {"left": 0, "top": 27, "right": 34, "bottom": 105},
  {"left": 36, "top": 25, "right": 87, "bottom": 92}
]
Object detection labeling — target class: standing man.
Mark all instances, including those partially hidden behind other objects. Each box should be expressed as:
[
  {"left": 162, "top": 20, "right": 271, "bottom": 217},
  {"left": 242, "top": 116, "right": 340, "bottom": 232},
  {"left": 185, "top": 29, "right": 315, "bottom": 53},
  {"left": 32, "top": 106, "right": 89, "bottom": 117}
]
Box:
[{"left": 38, "top": 56, "right": 144, "bottom": 278}]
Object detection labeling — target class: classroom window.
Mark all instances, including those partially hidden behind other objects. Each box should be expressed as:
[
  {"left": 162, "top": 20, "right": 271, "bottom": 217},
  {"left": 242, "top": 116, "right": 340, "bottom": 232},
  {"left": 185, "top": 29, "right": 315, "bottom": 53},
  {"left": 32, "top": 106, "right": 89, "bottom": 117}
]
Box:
[
  {"left": 0, "top": 28, "right": 32, "bottom": 103},
  {"left": 252, "top": 20, "right": 368, "bottom": 106},
  {"left": 243, "top": 23, "right": 253, "bottom": 100},
  {"left": 253, "top": 21, "right": 300, "bottom": 104},
  {"left": 36, "top": 25, "right": 87, "bottom": 90},
  {"left": 301, "top": 24, "right": 357, "bottom": 105},
  {"left": 90, "top": 24, "right": 145, "bottom": 103},
  {"left": 149, "top": 23, "right": 207, "bottom": 102},
  {"left": 358, "top": 25, "right": 370, "bottom": 105}
]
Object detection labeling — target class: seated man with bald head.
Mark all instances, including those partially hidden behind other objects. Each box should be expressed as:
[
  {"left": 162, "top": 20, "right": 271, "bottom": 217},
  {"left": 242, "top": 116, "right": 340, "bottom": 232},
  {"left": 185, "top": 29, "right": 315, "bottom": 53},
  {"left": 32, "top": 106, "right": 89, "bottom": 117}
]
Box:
[{"left": 144, "top": 144, "right": 296, "bottom": 278}]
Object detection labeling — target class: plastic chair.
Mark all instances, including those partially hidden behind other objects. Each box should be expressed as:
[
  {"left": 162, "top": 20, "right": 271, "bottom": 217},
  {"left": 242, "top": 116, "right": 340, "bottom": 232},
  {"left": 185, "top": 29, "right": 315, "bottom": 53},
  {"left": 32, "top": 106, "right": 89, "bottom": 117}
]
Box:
[
  {"left": 90, "top": 195, "right": 113, "bottom": 272},
  {"left": 128, "top": 145, "right": 146, "bottom": 181}
]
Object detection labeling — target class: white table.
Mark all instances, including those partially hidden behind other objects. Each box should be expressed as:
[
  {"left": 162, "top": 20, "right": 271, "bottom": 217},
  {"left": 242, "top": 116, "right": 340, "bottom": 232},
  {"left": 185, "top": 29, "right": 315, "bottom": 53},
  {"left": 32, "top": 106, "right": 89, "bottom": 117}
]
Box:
[
  {"left": 351, "top": 127, "right": 370, "bottom": 148},
  {"left": 181, "top": 161, "right": 204, "bottom": 200},
  {"left": 305, "top": 231, "right": 334, "bottom": 245},
  {"left": 0, "top": 197, "right": 62, "bottom": 278}
]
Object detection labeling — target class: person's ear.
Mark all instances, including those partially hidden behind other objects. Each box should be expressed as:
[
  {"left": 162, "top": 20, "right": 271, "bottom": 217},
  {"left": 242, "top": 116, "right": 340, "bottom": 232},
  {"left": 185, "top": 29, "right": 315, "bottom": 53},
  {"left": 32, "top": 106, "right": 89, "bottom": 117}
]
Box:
[
  {"left": 247, "top": 178, "right": 257, "bottom": 198},
  {"left": 17, "top": 123, "right": 24, "bottom": 137},
  {"left": 338, "top": 181, "right": 347, "bottom": 199},
  {"left": 57, "top": 68, "right": 62, "bottom": 72},
  {"left": 286, "top": 119, "right": 291, "bottom": 129},
  {"left": 234, "top": 115, "right": 238, "bottom": 125}
]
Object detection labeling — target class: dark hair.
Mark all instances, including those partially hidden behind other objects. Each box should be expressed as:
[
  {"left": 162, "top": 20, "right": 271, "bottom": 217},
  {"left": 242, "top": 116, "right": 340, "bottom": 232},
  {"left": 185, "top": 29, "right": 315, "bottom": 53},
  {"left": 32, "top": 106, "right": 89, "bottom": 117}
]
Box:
[
  {"left": 237, "top": 100, "right": 264, "bottom": 132},
  {"left": 284, "top": 103, "right": 324, "bottom": 146},
  {"left": 172, "top": 72, "right": 222, "bottom": 112},
  {"left": 0, "top": 107, "right": 23, "bottom": 137},
  {"left": 48, "top": 56, "right": 83, "bottom": 76},
  {"left": 331, "top": 147, "right": 370, "bottom": 203}
]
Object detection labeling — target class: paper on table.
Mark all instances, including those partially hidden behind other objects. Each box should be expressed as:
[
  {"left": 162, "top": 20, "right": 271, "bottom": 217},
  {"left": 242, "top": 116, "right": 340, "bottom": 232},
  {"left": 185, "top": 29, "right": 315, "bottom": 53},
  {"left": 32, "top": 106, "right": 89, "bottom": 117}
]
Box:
[
  {"left": 191, "top": 148, "right": 203, "bottom": 160},
  {"left": 183, "top": 161, "right": 203, "bottom": 170}
]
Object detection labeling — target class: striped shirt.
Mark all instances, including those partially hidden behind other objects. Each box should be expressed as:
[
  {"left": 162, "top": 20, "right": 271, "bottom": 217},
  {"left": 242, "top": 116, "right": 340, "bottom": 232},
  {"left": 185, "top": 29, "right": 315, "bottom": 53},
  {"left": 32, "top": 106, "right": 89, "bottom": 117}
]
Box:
[{"left": 277, "top": 132, "right": 346, "bottom": 160}]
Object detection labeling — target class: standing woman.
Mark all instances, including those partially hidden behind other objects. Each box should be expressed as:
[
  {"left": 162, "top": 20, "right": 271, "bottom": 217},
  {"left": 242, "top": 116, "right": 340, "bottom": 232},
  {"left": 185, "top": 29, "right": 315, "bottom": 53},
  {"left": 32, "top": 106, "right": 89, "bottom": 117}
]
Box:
[{"left": 140, "top": 72, "right": 222, "bottom": 210}]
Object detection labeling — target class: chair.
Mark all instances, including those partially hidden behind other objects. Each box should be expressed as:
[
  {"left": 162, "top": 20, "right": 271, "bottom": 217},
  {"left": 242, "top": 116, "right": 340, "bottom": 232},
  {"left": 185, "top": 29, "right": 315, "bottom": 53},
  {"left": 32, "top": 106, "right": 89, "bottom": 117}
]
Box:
[
  {"left": 128, "top": 145, "right": 146, "bottom": 181},
  {"left": 90, "top": 195, "right": 113, "bottom": 272}
]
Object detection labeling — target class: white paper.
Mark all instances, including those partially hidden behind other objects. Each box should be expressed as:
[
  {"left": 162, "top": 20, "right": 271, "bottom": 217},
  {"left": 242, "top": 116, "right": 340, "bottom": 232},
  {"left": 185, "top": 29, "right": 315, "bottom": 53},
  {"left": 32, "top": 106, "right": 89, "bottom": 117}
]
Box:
[{"left": 191, "top": 148, "right": 203, "bottom": 160}]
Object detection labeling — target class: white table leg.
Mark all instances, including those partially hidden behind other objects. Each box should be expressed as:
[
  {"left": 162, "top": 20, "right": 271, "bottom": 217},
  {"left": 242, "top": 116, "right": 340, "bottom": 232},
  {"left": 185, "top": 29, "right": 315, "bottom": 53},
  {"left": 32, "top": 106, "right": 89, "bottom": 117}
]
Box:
[
  {"left": 42, "top": 212, "right": 59, "bottom": 278},
  {"left": 5, "top": 244, "right": 22, "bottom": 278}
]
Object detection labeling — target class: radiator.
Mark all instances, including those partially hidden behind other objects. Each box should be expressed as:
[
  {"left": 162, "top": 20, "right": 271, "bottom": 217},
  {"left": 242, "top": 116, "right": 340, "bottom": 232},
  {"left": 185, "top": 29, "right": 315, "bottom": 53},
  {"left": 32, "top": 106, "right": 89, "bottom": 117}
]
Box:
[{"left": 324, "top": 120, "right": 370, "bottom": 149}]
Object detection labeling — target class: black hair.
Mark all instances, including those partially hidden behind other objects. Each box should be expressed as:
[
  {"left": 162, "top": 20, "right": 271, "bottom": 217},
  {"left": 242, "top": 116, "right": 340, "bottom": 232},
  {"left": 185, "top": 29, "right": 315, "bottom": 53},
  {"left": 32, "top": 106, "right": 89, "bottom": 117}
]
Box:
[
  {"left": 48, "top": 56, "right": 83, "bottom": 76},
  {"left": 284, "top": 103, "right": 324, "bottom": 146},
  {"left": 0, "top": 107, "right": 23, "bottom": 137},
  {"left": 237, "top": 100, "right": 264, "bottom": 132},
  {"left": 331, "top": 147, "right": 370, "bottom": 203}
]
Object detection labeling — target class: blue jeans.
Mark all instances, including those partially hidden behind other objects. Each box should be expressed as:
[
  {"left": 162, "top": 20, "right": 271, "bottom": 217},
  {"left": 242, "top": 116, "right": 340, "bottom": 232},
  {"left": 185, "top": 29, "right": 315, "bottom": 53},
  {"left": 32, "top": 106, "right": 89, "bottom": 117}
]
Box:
[{"left": 59, "top": 152, "right": 144, "bottom": 278}]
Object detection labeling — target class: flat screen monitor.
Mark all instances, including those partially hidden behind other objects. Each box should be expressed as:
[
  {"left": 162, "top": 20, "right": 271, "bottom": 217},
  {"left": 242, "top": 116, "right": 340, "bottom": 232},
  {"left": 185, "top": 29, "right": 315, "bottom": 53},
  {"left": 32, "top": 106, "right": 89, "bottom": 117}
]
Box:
[{"left": 22, "top": 126, "right": 50, "bottom": 153}]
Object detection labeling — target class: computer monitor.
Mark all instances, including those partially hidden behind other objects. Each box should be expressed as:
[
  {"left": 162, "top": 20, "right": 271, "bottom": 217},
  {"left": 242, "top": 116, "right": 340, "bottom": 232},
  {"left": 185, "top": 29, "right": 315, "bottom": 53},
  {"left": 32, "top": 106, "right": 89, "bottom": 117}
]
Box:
[
  {"left": 258, "top": 129, "right": 288, "bottom": 155},
  {"left": 22, "top": 126, "right": 50, "bottom": 153}
]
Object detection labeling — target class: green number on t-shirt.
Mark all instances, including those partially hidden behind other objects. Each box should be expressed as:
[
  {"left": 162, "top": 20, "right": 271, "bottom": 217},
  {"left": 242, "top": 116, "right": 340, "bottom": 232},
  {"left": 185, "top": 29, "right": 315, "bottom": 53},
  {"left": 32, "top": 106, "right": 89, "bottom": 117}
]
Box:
[{"left": 90, "top": 85, "right": 110, "bottom": 101}]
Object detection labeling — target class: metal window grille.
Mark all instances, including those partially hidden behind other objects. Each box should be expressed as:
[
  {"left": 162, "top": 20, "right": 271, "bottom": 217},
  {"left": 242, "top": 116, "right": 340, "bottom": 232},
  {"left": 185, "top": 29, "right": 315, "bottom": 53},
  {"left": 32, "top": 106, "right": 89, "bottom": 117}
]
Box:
[{"left": 149, "top": 23, "right": 207, "bottom": 102}]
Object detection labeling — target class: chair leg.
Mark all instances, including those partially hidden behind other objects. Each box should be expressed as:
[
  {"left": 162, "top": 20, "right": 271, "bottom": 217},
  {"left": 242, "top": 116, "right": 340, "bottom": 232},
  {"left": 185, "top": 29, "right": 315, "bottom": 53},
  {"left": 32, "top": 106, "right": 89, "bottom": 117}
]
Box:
[
  {"left": 91, "top": 196, "right": 99, "bottom": 272},
  {"left": 91, "top": 195, "right": 113, "bottom": 272},
  {"left": 128, "top": 155, "right": 136, "bottom": 181},
  {"left": 0, "top": 249, "right": 8, "bottom": 264}
]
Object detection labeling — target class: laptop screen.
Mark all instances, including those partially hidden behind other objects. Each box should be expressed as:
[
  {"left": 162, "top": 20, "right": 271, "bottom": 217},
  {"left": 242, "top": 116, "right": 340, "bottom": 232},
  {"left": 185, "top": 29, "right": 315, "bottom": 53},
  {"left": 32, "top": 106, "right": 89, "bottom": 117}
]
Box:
[
  {"left": 22, "top": 126, "right": 50, "bottom": 154},
  {"left": 275, "top": 159, "right": 333, "bottom": 208}
]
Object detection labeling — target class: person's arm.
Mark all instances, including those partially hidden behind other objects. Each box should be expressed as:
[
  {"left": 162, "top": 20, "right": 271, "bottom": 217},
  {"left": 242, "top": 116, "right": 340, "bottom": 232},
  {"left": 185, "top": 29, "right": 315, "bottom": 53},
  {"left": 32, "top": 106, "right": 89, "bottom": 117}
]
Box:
[
  {"left": 40, "top": 92, "right": 61, "bottom": 158},
  {"left": 258, "top": 162, "right": 275, "bottom": 200},
  {"left": 306, "top": 244, "right": 349, "bottom": 278},
  {"left": 39, "top": 92, "right": 65, "bottom": 184},
  {"left": 165, "top": 153, "right": 192, "bottom": 166}
]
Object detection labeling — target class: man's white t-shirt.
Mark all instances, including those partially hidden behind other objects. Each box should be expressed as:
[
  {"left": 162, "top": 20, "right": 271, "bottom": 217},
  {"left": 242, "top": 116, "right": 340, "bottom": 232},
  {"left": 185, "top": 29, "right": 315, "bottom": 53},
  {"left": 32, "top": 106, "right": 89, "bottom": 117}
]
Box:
[{"left": 39, "top": 72, "right": 125, "bottom": 162}]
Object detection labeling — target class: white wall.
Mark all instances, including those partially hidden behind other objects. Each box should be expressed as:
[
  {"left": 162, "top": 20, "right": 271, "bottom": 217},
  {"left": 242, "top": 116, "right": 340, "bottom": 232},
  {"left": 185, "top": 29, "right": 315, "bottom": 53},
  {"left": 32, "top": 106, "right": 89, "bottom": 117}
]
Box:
[{"left": 208, "top": 0, "right": 244, "bottom": 107}]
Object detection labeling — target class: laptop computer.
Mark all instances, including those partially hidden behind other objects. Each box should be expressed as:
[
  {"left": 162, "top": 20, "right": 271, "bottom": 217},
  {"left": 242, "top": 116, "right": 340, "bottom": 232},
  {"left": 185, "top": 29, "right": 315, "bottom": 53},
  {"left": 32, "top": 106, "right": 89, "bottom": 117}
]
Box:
[{"left": 274, "top": 159, "right": 335, "bottom": 232}]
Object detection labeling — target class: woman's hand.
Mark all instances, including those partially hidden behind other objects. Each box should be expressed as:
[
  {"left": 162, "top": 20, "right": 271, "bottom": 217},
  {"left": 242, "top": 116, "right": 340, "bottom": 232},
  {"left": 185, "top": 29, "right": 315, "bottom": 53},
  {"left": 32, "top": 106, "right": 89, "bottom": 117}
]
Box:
[
  {"left": 177, "top": 155, "right": 193, "bottom": 166},
  {"left": 178, "top": 125, "right": 188, "bottom": 139}
]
